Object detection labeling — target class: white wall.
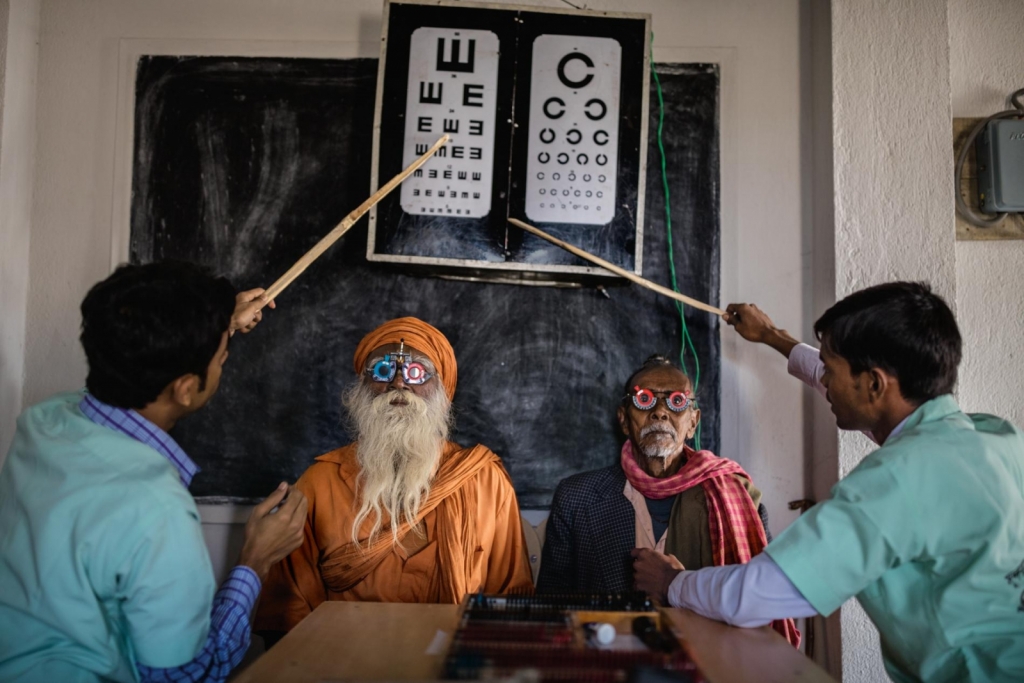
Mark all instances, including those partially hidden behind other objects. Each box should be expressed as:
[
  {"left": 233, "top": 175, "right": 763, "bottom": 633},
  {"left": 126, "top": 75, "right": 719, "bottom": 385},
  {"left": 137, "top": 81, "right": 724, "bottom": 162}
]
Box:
[
  {"left": 0, "top": 0, "right": 40, "bottom": 466},
  {"left": 949, "top": 0, "right": 1024, "bottom": 425},
  {"left": 830, "top": 1, "right": 955, "bottom": 681},
  {"left": 0, "top": 1, "right": 6, "bottom": 165}
]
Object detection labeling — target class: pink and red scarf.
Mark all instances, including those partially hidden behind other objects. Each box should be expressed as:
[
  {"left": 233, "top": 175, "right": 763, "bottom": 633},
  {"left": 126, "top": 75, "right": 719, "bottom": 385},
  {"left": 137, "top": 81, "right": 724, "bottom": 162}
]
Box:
[{"left": 621, "top": 441, "right": 802, "bottom": 648}]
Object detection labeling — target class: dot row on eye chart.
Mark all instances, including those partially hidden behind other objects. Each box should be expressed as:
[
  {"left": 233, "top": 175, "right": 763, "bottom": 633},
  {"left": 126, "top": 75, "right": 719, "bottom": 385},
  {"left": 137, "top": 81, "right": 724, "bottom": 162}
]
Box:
[
  {"left": 538, "top": 187, "right": 605, "bottom": 199},
  {"left": 536, "top": 170, "right": 607, "bottom": 184}
]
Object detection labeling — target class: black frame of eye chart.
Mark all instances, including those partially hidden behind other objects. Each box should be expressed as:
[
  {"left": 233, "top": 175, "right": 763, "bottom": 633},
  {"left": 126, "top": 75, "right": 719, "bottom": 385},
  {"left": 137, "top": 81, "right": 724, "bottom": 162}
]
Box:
[{"left": 369, "top": 0, "right": 651, "bottom": 281}]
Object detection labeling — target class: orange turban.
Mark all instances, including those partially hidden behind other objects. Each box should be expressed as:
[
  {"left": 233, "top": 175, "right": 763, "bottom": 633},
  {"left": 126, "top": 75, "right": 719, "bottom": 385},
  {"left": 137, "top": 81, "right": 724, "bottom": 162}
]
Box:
[{"left": 352, "top": 317, "right": 458, "bottom": 400}]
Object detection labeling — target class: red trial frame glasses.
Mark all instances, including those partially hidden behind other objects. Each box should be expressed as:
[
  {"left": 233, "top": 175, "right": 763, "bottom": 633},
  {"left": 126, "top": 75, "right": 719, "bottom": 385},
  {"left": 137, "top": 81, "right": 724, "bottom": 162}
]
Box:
[{"left": 625, "top": 386, "right": 696, "bottom": 412}]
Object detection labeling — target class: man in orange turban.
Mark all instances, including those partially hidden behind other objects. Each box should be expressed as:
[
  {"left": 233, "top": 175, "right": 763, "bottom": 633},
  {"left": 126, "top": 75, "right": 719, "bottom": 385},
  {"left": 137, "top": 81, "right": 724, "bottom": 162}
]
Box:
[{"left": 256, "top": 317, "right": 533, "bottom": 637}]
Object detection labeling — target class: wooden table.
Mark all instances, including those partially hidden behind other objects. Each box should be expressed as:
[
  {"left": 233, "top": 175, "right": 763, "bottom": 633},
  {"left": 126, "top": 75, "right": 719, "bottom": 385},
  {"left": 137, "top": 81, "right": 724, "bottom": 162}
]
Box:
[
  {"left": 234, "top": 603, "right": 459, "bottom": 683},
  {"left": 662, "top": 609, "right": 835, "bottom": 683},
  {"left": 235, "top": 602, "right": 836, "bottom": 683}
]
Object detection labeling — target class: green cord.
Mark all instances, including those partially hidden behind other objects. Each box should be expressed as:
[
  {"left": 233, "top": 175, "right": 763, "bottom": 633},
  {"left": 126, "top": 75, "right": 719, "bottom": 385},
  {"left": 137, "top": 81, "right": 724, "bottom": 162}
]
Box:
[{"left": 650, "top": 34, "right": 702, "bottom": 450}]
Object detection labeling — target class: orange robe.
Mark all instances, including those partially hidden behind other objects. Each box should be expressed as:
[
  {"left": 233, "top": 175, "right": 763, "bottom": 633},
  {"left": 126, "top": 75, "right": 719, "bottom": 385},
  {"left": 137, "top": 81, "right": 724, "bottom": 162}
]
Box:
[{"left": 256, "top": 441, "right": 534, "bottom": 632}]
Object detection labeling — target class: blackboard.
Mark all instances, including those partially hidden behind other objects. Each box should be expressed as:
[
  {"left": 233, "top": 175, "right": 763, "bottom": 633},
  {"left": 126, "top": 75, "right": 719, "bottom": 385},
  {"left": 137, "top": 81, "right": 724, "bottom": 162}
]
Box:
[{"left": 130, "top": 56, "right": 719, "bottom": 508}]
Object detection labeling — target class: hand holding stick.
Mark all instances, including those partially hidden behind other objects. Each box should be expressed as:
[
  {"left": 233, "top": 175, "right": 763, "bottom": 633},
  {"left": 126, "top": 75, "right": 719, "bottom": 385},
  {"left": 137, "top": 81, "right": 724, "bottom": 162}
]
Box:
[{"left": 229, "top": 288, "right": 276, "bottom": 336}]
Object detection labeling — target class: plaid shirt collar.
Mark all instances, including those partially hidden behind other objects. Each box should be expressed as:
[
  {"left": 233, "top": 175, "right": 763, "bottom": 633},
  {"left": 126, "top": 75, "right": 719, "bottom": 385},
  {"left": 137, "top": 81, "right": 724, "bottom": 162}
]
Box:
[{"left": 79, "top": 393, "right": 199, "bottom": 488}]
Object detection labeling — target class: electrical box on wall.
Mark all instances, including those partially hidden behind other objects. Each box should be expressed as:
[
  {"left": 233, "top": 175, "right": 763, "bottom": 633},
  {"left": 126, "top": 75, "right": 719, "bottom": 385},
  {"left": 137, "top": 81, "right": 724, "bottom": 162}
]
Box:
[
  {"left": 977, "top": 119, "right": 1024, "bottom": 212},
  {"left": 369, "top": 0, "right": 651, "bottom": 282}
]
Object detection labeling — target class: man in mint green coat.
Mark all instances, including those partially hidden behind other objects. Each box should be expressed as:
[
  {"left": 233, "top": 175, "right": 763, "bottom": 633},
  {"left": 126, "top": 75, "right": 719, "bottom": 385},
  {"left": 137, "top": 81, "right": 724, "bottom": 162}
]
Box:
[
  {"left": 0, "top": 262, "right": 308, "bottom": 683},
  {"left": 634, "top": 282, "right": 1024, "bottom": 683}
]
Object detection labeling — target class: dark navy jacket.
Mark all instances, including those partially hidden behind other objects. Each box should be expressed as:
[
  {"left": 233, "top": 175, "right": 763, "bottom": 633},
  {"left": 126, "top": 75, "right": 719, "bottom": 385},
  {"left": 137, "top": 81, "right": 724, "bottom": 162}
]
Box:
[{"left": 537, "top": 465, "right": 771, "bottom": 593}]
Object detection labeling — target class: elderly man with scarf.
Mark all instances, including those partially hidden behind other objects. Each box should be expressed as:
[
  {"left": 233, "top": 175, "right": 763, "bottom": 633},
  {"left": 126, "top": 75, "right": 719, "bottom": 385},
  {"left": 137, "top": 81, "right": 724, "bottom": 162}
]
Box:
[
  {"left": 537, "top": 354, "right": 800, "bottom": 647},
  {"left": 256, "top": 317, "right": 533, "bottom": 636}
]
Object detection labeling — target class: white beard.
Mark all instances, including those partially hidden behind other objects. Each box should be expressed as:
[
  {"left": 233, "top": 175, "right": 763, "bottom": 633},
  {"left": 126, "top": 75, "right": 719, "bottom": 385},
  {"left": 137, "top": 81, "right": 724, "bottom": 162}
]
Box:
[
  {"left": 638, "top": 424, "right": 679, "bottom": 459},
  {"left": 343, "top": 381, "right": 452, "bottom": 546}
]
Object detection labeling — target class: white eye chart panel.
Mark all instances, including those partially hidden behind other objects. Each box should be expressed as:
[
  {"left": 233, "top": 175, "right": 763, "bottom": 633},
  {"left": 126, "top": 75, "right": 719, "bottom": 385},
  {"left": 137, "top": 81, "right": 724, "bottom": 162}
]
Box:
[
  {"left": 400, "top": 27, "right": 499, "bottom": 218},
  {"left": 525, "top": 35, "right": 621, "bottom": 226}
]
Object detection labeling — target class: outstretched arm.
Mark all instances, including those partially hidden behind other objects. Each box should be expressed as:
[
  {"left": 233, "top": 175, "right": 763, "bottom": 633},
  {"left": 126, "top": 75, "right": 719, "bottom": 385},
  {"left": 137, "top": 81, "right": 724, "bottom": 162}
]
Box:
[
  {"left": 723, "top": 303, "right": 800, "bottom": 358},
  {"left": 632, "top": 550, "right": 817, "bottom": 628},
  {"left": 724, "top": 303, "right": 826, "bottom": 398}
]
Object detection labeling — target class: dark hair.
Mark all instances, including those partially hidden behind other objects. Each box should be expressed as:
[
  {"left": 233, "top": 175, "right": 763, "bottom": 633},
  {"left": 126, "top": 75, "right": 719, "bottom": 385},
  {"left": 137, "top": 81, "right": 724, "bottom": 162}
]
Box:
[
  {"left": 80, "top": 261, "right": 236, "bottom": 409},
  {"left": 813, "top": 281, "right": 961, "bottom": 403},
  {"left": 621, "top": 354, "right": 692, "bottom": 402}
]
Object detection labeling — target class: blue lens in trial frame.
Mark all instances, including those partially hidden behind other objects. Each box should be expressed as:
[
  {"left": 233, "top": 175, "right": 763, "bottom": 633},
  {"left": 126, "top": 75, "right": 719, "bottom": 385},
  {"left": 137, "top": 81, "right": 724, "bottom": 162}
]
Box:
[{"left": 371, "top": 357, "right": 397, "bottom": 382}]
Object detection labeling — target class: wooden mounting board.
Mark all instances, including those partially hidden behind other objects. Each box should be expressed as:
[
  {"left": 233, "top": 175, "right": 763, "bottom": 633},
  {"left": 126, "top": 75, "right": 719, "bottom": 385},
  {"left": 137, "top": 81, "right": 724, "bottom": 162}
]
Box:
[{"left": 954, "top": 117, "right": 1024, "bottom": 241}]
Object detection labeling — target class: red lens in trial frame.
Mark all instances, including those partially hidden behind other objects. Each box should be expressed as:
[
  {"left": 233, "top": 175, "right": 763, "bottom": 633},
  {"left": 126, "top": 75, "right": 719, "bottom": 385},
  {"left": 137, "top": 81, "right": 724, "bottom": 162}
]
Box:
[{"left": 629, "top": 386, "right": 693, "bottom": 412}]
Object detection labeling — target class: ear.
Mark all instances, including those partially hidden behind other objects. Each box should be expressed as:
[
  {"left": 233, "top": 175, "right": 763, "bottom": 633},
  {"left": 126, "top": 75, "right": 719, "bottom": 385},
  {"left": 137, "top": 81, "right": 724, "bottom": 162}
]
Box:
[
  {"left": 616, "top": 405, "right": 630, "bottom": 437},
  {"left": 866, "top": 368, "right": 890, "bottom": 403},
  {"left": 169, "top": 374, "right": 201, "bottom": 408},
  {"left": 685, "top": 408, "right": 701, "bottom": 439}
]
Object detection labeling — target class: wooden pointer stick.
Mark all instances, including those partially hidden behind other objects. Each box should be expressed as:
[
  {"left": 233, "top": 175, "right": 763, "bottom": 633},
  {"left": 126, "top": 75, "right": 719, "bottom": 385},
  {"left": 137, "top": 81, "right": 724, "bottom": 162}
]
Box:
[
  {"left": 260, "top": 134, "right": 451, "bottom": 304},
  {"left": 507, "top": 217, "right": 726, "bottom": 317}
]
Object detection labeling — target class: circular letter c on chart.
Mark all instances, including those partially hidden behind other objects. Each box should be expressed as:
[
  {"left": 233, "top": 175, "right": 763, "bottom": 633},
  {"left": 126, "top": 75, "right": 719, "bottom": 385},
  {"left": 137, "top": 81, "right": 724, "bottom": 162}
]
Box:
[
  {"left": 584, "top": 98, "right": 607, "bottom": 121},
  {"left": 543, "top": 97, "right": 566, "bottom": 119},
  {"left": 557, "top": 52, "right": 595, "bottom": 89}
]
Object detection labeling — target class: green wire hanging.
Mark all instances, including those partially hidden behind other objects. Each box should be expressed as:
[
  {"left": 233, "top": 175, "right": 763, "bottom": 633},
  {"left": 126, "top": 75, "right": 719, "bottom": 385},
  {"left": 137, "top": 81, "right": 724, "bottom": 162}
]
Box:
[{"left": 650, "top": 33, "right": 702, "bottom": 450}]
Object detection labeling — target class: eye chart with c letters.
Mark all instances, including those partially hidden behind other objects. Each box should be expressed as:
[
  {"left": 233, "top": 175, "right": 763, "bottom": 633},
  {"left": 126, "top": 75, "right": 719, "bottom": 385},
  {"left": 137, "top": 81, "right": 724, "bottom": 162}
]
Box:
[{"left": 525, "top": 35, "right": 621, "bottom": 226}]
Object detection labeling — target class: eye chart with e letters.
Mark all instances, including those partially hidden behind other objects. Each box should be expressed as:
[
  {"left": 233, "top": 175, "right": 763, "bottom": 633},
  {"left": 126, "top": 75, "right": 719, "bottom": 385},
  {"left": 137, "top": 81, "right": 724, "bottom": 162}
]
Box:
[{"left": 400, "top": 27, "right": 499, "bottom": 218}]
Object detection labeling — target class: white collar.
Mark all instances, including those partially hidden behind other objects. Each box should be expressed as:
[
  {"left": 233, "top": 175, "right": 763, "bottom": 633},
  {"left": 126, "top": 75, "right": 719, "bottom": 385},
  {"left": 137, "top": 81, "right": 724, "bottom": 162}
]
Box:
[{"left": 883, "top": 414, "right": 912, "bottom": 445}]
